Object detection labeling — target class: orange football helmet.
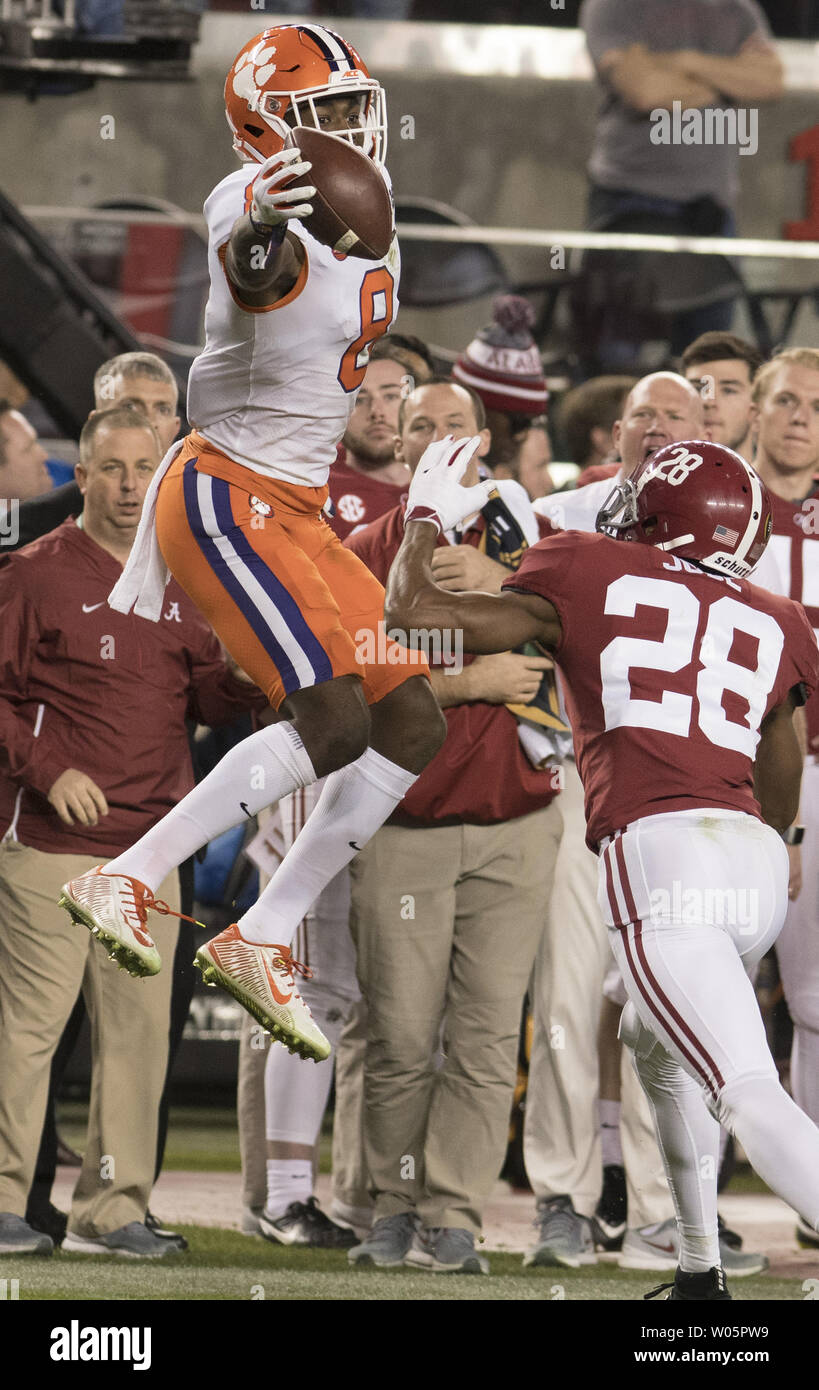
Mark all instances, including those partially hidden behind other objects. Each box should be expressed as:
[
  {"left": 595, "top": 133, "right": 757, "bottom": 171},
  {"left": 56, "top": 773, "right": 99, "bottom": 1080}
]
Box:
[{"left": 225, "top": 23, "right": 388, "bottom": 167}]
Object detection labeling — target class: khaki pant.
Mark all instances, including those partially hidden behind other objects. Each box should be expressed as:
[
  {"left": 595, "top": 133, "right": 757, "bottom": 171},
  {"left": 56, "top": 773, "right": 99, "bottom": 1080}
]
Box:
[
  {"left": 524, "top": 760, "right": 611, "bottom": 1215},
  {"left": 0, "top": 840, "right": 178, "bottom": 1236},
  {"left": 330, "top": 997, "right": 371, "bottom": 1215},
  {"left": 349, "top": 803, "right": 560, "bottom": 1235}
]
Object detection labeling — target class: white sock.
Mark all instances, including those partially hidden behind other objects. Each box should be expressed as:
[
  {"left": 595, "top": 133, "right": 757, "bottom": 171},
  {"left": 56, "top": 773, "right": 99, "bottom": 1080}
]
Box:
[
  {"left": 265, "top": 1158, "right": 313, "bottom": 1220},
  {"left": 236, "top": 747, "right": 417, "bottom": 946},
  {"left": 104, "top": 722, "right": 316, "bottom": 892},
  {"left": 598, "top": 1099, "right": 623, "bottom": 1167},
  {"left": 264, "top": 997, "right": 347, "bottom": 1146}
]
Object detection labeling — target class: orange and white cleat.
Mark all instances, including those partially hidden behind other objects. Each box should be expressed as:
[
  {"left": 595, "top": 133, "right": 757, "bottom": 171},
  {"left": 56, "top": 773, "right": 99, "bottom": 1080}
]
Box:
[
  {"left": 59, "top": 867, "right": 167, "bottom": 977},
  {"left": 194, "top": 925, "right": 330, "bottom": 1063}
]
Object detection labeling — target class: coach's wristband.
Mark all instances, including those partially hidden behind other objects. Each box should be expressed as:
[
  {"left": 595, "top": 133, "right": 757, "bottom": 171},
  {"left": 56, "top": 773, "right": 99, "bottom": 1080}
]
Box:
[{"left": 781, "top": 824, "right": 805, "bottom": 846}]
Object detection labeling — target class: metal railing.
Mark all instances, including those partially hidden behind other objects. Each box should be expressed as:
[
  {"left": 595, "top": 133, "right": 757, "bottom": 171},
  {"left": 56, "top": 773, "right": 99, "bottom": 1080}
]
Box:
[{"left": 21, "top": 205, "right": 819, "bottom": 261}]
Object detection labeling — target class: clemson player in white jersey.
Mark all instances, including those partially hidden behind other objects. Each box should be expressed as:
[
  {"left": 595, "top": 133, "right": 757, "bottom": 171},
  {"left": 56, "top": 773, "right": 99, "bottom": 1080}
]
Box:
[
  {"left": 385, "top": 433, "right": 819, "bottom": 1299},
  {"left": 59, "top": 24, "right": 446, "bottom": 1063}
]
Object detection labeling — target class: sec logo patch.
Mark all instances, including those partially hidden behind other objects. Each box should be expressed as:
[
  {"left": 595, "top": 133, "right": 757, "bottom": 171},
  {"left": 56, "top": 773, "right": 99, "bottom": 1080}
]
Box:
[{"left": 337, "top": 493, "right": 366, "bottom": 523}]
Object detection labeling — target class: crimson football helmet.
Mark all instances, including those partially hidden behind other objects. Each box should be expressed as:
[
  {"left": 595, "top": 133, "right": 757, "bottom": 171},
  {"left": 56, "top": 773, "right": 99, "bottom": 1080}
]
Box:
[
  {"left": 225, "top": 23, "right": 387, "bottom": 166},
  {"left": 595, "top": 440, "right": 773, "bottom": 580}
]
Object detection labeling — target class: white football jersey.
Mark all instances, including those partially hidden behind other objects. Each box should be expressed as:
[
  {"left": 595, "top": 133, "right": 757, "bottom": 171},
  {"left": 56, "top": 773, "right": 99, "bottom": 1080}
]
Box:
[
  {"left": 533, "top": 474, "right": 621, "bottom": 532},
  {"left": 187, "top": 165, "right": 400, "bottom": 487}
]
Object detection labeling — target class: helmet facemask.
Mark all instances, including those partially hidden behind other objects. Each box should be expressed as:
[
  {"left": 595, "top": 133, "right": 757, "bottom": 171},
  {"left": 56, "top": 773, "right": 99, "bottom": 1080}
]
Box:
[
  {"left": 245, "top": 79, "right": 387, "bottom": 165},
  {"left": 596, "top": 479, "right": 640, "bottom": 538}
]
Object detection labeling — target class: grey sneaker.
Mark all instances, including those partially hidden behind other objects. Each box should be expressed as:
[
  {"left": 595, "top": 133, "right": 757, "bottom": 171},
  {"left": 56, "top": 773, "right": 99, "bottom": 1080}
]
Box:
[
  {"left": 524, "top": 1195, "right": 597, "bottom": 1269},
  {"left": 62, "top": 1220, "right": 184, "bottom": 1259},
  {"left": 406, "top": 1226, "right": 489, "bottom": 1274},
  {"left": 348, "top": 1212, "right": 418, "bottom": 1267},
  {"left": 0, "top": 1212, "right": 53, "bottom": 1256},
  {"left": 618, "top": 1218, "right": 768, "bottom": 1276}
]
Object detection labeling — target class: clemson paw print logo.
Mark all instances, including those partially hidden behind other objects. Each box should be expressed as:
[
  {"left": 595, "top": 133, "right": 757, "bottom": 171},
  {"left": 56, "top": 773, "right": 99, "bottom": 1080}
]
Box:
[
  {"left": 232, "top": 41, "right": 278, "bottom": 103},
  {"left": 249, "top": 495, "right": 273, "bottom": 518}
]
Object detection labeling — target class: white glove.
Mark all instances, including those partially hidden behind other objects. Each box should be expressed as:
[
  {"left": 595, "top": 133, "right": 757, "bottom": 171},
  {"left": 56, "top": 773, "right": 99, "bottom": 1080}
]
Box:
[
  {"left": 250, "top": 146, "right": 316, "bottom": 230},
  {"left": 405, "top": 434, "right": 495, "bottom": 535}
]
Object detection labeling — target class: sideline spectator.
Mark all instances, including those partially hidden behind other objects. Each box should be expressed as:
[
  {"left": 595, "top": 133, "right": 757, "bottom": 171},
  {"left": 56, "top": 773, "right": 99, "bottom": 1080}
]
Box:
[
  {"left": 681, "top": 330, "right": 763, "bottom": 457},
  {"left": 0, "top": 405, "right": 265, "bottom": 1258},
  {"left": 9, "top": 352, "right": 181, "bottom": 553},
  {"left": 581, "top": 0, "right": 783, "bottom": 235},
  {"left": 344, "top": 379, "right": 562, "bottom": 1274},
  {"left": 10, "top": 353, "right": 189, "bottom": 1248},
  {"left": 329, "top": 336, "right": 433, "bottom": 541},
  {"left": 0, "top": 402, "right": 53, "bottom": 506},
  {"left": 558, "top": 375, "right": 637, "bottom": 482},
  {"left": 453, "top": 296, "right": 552, "bottom": 502},
  {"left": 579, "top": 0, "right": 783, "bottom": 357}
]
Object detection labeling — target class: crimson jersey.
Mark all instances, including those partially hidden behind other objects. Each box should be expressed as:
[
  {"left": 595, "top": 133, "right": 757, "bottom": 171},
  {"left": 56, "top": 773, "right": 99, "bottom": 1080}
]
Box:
[
  {"left": 504, "top": 531, "right": 819, "bottom": 850},
  {"left": 751, "top": 485, "right": 819, "bottom": 749},
  {"left": 328, "top": 451, "right": 408, "bottom": 541}
]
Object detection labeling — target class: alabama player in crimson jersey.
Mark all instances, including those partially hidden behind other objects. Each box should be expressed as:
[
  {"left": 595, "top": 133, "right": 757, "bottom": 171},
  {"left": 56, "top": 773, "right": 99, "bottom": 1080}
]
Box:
[
  {"left": 385, "top": 434, "right": 819, "bottom": 1299},
  {"left": 59, "top": 24, "right": 447, "bottom": 1064},
  {"left": 750, "top": 348, "right": 819, "bottom": 1250}
]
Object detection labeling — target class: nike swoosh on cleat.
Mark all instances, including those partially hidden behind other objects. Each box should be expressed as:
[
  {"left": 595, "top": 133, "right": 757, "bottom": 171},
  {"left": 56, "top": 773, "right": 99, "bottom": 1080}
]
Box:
[
  {"left": 82, "top": 602, "right": 106, "bottom": 613},
  {"left": 263, "top": 957, "right": 293, "bottom": 1006},
  {"left": 645, "top": 1241, "right": 676, "bottom": 1254}
]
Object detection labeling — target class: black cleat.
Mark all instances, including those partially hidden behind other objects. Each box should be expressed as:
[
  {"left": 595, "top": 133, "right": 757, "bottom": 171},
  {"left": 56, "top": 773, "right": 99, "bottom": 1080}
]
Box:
[
  {"left": 260, "top": 1196, "right": 357, "bottom": 1249},
  {"left": 25, "top": 1202, "right": 67, "bottom": 1246},
  {"left": 717, "top": 1211, "right": 743, "bottom": 1251},
  {"left": 645, "top": 1264, "right": 732, "bottom": 1301}
]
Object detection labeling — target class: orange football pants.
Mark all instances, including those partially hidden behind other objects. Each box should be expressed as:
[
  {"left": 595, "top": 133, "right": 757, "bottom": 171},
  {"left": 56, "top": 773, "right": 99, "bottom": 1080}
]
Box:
[{"left": 154, "top": 433, "right": 428, "bottom": 709}]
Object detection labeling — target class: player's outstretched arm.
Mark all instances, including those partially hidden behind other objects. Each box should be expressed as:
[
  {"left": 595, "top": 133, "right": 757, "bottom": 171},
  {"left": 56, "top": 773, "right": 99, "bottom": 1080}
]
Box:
[
  {"left": 385, "top": 519, "right": 559, "bottom": 656},
  {"left": 754, "top": 690, "right": 803, "bottom": 833},
  {"left": 385, "top": 433, "right": 561, "bottom": 654},
  {"left": 226, "top": 215, "right": 304, "bottom": 305},
  {"left": 225, "top": 147, "right": 314, "bottom": 307}
]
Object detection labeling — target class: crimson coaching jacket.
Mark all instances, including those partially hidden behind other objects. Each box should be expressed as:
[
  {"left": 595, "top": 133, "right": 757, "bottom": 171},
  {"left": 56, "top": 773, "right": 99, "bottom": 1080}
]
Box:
[
  {"left": 346, "top": 505, "right": 559, "bottom": 828},
  {"left": 0, "top": 519, "right": 267, "bottom": 856}
]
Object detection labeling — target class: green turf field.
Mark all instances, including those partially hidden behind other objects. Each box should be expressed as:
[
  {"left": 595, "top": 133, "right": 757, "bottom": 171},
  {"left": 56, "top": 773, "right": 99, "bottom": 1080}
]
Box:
[
  {"left": 1, "top": 1231, "right": 808, "bottom": 1301},
  {"left": 38, "top": 1103, "right": 803, "bottom": 1302}
]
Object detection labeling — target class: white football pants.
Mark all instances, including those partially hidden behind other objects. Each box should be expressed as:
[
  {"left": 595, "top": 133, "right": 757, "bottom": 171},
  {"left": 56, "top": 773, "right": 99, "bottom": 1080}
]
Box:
[{"left": 601, "top": 809, "right": 819, "bottom": 1239}]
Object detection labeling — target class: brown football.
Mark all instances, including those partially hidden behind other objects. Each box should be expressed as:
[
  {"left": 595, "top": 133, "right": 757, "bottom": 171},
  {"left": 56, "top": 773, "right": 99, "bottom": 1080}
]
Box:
[{"left": 283, "top": 127, "right": 393, "bottom": 261}]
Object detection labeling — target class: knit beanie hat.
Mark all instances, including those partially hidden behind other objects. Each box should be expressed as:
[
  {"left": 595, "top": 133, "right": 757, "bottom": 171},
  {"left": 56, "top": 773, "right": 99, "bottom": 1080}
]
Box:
[{"left": 452, "top": 295, "right": 548, "bottom": 417}]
